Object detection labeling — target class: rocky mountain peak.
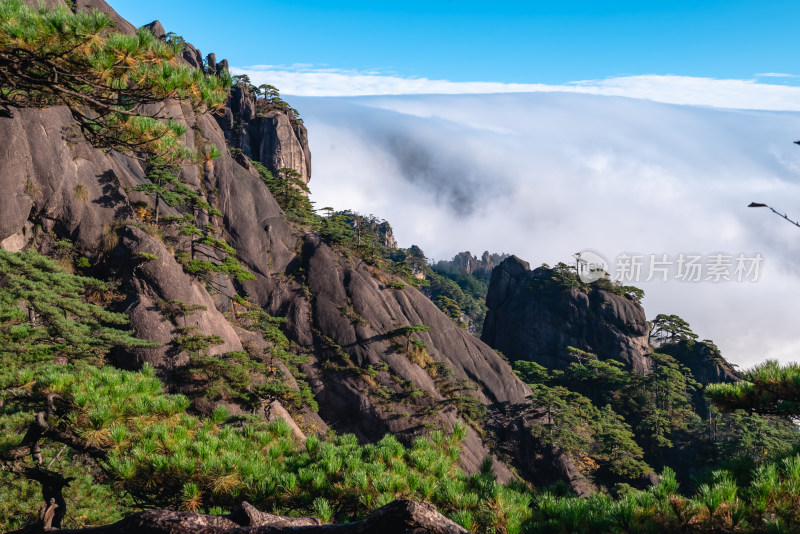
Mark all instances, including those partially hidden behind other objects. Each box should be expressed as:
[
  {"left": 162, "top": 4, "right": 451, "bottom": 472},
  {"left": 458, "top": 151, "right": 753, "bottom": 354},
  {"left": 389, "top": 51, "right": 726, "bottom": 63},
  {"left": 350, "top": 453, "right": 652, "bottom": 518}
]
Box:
[
  {"left": 217, "top": 84, "right": 312, "bottom": 184},
  {"left": 482, "top": 258, "right": 652, "bottom": 373},
  {"left": 435, "top": 250, "right": 511, "bottom": 276}
]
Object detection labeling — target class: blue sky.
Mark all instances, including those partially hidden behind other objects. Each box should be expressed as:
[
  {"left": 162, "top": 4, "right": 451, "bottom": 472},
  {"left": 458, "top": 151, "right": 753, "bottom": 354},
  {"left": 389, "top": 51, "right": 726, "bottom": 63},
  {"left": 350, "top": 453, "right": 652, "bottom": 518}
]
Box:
[{"left": 111, "top": 0, "right": 800, "bottom": 87}]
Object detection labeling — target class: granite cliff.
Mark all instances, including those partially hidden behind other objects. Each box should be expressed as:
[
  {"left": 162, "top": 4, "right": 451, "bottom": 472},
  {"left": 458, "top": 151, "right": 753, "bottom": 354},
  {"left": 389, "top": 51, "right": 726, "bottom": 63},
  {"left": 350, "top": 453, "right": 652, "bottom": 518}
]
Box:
[
  {"left": 481, "top": 256, "right": 739, "bottom": 386},
  {"left": 482, "top": 256, "right": 653, "bottom": 373}
]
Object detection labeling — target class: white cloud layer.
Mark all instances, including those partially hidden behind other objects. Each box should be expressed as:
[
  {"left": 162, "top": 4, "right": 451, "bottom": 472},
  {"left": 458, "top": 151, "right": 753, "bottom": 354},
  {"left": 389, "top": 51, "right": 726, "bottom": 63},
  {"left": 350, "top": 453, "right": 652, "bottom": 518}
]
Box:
[
  {"left": 232, "top": 64, "right": 800, "bottom": 111},
  {"left": 288, "top": 92, "right": 800, "bottom": 368}
]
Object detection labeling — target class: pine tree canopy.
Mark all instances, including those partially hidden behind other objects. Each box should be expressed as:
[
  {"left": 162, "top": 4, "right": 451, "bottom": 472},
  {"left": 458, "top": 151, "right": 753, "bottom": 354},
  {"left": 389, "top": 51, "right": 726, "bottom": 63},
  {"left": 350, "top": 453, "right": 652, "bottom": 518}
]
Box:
[
  {"left": 706, "top": 360, "right": 800, "bottom": 418},
  {"left": 0, "top": 249, "right": 155, "bottom": 366},
  {"left": 0, "top": 0, "right": 230, "bottom": 160}
]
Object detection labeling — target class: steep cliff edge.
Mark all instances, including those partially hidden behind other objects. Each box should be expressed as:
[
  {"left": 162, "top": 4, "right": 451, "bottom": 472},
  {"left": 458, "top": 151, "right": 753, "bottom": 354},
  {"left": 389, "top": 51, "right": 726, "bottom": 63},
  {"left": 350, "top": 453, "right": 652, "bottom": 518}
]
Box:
[
  {"left": 218, "top": 84, "right": 312, "bottom": 184},
  {"left": 482, "top": 257, "right": 652, "bottom": 373}
]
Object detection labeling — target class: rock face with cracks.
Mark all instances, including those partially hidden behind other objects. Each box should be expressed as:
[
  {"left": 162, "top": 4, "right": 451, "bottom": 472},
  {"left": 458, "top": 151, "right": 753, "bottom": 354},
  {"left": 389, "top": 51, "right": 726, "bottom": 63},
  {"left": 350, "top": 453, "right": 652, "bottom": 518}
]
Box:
[{"left": 218, "top": 84, "right": 312, "bottom": 184}]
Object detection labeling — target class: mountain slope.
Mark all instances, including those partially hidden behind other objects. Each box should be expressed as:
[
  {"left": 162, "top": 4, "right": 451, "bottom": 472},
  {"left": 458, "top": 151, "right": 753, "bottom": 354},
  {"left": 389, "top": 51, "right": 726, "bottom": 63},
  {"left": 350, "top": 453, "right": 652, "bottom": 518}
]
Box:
[{"left": 0, "top": 0, "right": 569, "bottom": 493}]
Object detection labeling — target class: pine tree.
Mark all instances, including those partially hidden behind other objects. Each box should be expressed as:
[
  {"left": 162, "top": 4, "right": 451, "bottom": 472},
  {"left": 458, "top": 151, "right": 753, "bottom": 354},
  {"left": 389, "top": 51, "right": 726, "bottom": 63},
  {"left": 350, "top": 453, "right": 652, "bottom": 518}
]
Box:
[
  {"left": 649, "top": 314, "right": 699, "bottom": 346},
  {"left": 133, "top": 161, "right": 185, "bottom": 224},
  {"left": 0, "top": 250, "right": 157, "bottom": 528},
  {"left": 0, "top": 0, "right": 229, "bottom": 160},
  {"left": 0, "top": 250, "right": 154, "bottom": 365},
  {"left": 707, "top": 360, "right": 800, "bottom": 419}
]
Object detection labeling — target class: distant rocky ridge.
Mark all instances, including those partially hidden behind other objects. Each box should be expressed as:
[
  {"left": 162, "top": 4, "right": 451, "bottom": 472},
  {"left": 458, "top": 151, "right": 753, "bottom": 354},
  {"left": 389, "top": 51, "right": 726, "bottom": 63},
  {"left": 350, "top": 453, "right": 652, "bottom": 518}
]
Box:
[{"left": 435, "top": 250, "right": 509, "bottom": 276}]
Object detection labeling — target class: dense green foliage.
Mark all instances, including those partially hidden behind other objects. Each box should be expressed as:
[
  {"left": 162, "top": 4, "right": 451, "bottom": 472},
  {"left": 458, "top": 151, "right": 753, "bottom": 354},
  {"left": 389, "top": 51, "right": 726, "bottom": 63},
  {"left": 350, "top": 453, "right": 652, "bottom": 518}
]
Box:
[
  {"left": 510, "top": 340, "right": 800, "bottom": 533},
  {"left": 0, "top": 251, "right": 532, "bottom": 532},
  {"left": 0, "top": 0, "right": 229, "bottom": 160},
  {"left": 0, "top": 253, "right": 532, "bottom": 532},
  {"left": 530, "top": 383, "right": 650, "bottom": 481},
  {"left": 525, "top": 461, "right": 800, "bottom": 533},
  {"left": 0, "top": 249, "right": 155, "bottom": 365},
  {"left": 558, "top": 355, "right": 701, "bottom": 461},
  {"left": 707, "top": 360, "right": 800, "bottom": 418},
  {"left": 515, "top": 350, "right": 799, "bottom": 489},
  {"left": 0, "top": 250, "right": 157, "bottom": 528},
  {"left": 187, "top": 304, "right": 320, "bottom": 414},
  {"left": 515, "top": 361, "right": 651, "bottom": 485},
  {"left": 427, "top": 265, "right": 491, "bottom": 332}
]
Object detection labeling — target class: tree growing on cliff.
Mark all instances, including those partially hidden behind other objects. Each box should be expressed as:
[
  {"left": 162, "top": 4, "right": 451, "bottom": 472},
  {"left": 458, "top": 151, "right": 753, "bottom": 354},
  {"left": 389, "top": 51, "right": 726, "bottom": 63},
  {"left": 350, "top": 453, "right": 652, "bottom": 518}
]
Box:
[
  {"left": 252, "top": 162, "right": 314, "bottom": 223},
  {"left": 389, "top": 325, "right": 431, "bottom": 352},
  {"left": 649, "top": 314, "right": 699, "bottom": 346},
  {"left": 258, "top": 83, "right": 279, "bottom": 101},
  {"left": 133, "top": 161, "right": 185, "bottom": 224},
  {"left": 0, "top": 0, "right": 229, "bottom": 161}
]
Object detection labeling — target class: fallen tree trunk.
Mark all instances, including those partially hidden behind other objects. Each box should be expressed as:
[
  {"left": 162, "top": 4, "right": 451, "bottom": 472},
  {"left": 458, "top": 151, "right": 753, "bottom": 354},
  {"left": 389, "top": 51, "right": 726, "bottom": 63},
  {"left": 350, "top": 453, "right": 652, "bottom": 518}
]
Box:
[{"left": 11, "top": 499, "right": 469, "bottom": 534}]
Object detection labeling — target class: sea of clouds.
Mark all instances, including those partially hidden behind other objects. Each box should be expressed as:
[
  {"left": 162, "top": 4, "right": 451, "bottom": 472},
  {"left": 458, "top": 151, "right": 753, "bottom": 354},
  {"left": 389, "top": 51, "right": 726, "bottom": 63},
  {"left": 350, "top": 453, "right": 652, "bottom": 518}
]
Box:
[{"left": 234, "top": 68, "right": 800, "bottom": 367}]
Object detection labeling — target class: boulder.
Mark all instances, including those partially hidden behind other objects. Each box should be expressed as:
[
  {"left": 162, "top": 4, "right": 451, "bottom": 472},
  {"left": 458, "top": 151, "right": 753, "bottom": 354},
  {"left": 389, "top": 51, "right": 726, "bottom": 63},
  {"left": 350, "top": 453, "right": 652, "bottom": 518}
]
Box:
[{"left": 142, "top": 20, "right": 166, "bottom": 38}]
